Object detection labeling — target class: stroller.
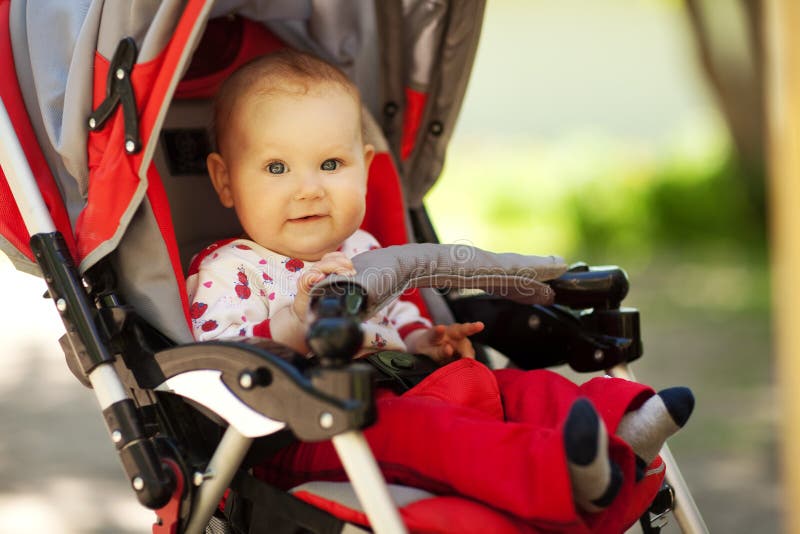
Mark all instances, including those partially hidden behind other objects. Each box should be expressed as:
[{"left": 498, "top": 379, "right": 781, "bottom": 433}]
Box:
[{"left": 0, "top": 1, "right": 707, "bottom": 532}]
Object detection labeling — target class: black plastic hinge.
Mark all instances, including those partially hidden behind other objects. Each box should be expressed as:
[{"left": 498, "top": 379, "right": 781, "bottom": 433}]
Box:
[
  {"left": 31, "top": 232, "right": 113, "bottom": 376},
  {"left": 87, "top": 37, "right": 142, "bottom": 154}
]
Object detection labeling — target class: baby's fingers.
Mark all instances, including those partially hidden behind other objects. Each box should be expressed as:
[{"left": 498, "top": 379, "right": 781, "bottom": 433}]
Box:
[
  {"left": 447, "top": 321, "right": 484, "bottom": 339},
  {"left": 297, "top": 269, "right": 326, "bottom": 295},
  {"left": 317, "top": 252, "right": 356, "bottom": 275},
  {"left": 465, "top": 321, "right": 484, "bottom": 335},
  {"left": 434, "top": 338, "right": 474, "bottom": 361},
  {"left": 430, "top": 324, "right": 447, "bottom": 344},
  {"left": 452, "top": 337, "right": 476, "bottom": 359}
]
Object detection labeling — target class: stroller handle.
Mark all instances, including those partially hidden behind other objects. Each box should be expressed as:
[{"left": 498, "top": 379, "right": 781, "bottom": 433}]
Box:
[{"left": 547, "top": 263, "right": 630, "bottom": 310}]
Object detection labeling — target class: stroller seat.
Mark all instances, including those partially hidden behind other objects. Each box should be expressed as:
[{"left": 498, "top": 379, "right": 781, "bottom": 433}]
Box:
[{"left": 0, "top": 2, "right": 700, "bottom": 533}]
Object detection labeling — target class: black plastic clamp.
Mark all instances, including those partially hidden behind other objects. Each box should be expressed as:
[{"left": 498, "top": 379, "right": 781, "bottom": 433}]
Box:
[
  {"left": 153, "top": 341, "right": 375, "bottom": 442},
  {"left": 87, "top": 37, "right": 142, "bottom": 154}
]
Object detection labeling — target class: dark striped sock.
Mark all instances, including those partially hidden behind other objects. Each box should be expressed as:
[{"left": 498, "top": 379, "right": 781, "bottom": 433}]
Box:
[
  {"left": 617, "top": 387, "right": 695, "bottom": 464},
  {"left": 565, "top": 398, "right": 623, "bottom": 512}
]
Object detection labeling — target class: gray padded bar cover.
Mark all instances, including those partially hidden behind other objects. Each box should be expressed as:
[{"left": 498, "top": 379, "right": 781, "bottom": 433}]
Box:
[{"left": 312, "top": 244, "right": 567, "bottom": 321}]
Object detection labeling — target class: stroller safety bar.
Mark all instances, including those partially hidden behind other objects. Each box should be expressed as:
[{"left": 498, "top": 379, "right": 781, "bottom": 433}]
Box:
[{"left": 311, "top": 243, "right": 568, "bottom": 321}]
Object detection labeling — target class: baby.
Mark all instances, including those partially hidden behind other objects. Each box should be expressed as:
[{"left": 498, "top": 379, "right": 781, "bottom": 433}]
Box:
[{"left": 186, "top": 49, "right": 693, "bottom": 531}]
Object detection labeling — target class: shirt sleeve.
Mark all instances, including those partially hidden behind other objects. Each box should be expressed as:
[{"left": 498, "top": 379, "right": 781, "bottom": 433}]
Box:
[
  {"left": 186, "top": 253, "right": 273, "bottom": 341},
  {"left": 385, "top": 295, "right": 432, "bottom": 340}
]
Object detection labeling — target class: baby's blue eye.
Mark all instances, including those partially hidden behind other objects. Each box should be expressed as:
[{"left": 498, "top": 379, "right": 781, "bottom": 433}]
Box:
[
  {"left": 321, "top": 159, "right": 340, "bottom": 171},
  {"left": 267, "top": 162, "right": 286, "bottom": 174}
]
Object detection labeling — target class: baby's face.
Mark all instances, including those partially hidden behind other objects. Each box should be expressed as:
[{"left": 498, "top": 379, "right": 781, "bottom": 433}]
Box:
[{"left": 210, "top": 83, "right": 373, "bottom": 260}]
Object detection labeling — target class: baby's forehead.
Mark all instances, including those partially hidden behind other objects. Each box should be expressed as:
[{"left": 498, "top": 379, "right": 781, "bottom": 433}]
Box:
[
  {"left": 255, "top": 78, "right": 356, "bottom": 102},
  {"left": 235, "top": 81, "right": 362, "bottom": 122},
  {"left": 233, "top": 79, "right": 348, "bottom": 111}
]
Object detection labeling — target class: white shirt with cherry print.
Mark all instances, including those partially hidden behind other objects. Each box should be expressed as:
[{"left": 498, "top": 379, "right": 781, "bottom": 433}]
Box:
[{"left": 186, "top": 229, "right": 431, "bottom": 354}]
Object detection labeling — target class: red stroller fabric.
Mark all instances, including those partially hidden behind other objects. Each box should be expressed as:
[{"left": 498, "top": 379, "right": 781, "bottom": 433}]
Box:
[
  {"left": 0, "top": 0, "right": 76, "bottom": 262},
  {"left": 258, "top": 359, "right": 664, "bottom": 533}
]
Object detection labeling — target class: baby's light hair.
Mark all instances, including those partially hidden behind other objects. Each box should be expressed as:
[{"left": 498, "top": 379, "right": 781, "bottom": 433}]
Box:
[{"left": 212, "top": 49, "right": 362, "bottom": 155}]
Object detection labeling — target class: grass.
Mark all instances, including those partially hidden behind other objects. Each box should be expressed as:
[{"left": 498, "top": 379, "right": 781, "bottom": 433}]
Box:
[{"left": 426, "top": 127, "right": 768, "bottom": 310}]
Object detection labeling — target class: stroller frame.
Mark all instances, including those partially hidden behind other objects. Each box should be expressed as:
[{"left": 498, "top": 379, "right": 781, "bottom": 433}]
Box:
[
  {"left": 0, "top": 121, "right": 401, "bottom": 531},
  {"left": 0, "top": 2, "right": 707, "bottom": 532},
  {"left": 0, "top": 95, "right": 706, "bottom": 533}
]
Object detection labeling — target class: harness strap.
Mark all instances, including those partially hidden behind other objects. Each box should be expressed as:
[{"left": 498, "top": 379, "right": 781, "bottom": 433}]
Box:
[{"left": 364, "top": 351, "right": 439, "bottom": 393}]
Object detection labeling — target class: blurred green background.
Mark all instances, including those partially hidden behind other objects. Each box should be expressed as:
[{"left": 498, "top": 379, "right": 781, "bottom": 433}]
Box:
[{"left": 427, "top": 1, "right": 776, "bottom": 533}]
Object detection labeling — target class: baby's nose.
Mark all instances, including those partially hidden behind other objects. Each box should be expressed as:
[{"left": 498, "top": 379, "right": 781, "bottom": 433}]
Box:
[{"left": 294, "top": 171, "right": 325, "bottom": 200}]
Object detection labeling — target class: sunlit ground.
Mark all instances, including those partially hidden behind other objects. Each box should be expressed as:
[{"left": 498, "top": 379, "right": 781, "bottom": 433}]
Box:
[{"left": 0, "top": 255, "right": 153, "bottom": 533}]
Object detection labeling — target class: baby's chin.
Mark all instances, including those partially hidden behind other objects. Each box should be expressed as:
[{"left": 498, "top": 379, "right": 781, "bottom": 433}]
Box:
[{"left": 269, "top": 243, "right": 341, "bottom": 261}]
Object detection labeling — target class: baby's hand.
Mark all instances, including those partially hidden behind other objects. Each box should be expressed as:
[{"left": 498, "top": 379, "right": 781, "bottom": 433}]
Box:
[
  {"left": 293, "top": 252, "right": 357, "bottom": 322},
  {"left": 406, "top": 322, "right": 485, "bottom": 364}
]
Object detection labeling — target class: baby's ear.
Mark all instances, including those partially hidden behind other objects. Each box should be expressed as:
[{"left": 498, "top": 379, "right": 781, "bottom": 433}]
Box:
[
  {"left": 207, "top": 152, "right": 234, "bottom": 208},
  {"left": 363, "top": 143, "right": 375, "bottom": 170}
]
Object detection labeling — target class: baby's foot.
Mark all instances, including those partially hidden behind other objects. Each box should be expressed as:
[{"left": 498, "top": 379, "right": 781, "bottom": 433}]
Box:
[
  {"left": 565, "top": 398, "right": 623, "bottom": 513},
  {"left": 616, "top": 387, "right": 695, "bottom": 467}
]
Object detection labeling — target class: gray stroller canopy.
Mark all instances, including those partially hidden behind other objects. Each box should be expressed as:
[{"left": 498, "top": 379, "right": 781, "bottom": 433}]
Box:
[
  {"left": 11, "top": 0, "right": 484, "bottom": 228},
  {"left": 6, "top": 0, "right": 484, "bottom": 342}
]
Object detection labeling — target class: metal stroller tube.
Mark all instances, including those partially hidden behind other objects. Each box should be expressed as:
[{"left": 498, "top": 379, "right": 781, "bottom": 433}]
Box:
[
  {"left": 0, "top": 99, "right": 55, "bottom": 234},
  {"left": 183, "top": 427, "right": 254, "bottom": 534},
  {"left": 333, "top": 431, "right": 408, "bottom": 534}
]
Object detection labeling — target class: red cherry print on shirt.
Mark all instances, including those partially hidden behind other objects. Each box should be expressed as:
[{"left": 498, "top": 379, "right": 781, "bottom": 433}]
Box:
[
  {"left": 262, "top": 272, "right": 273, "bottom": 282},
  {"left": 236, "top": 284, "right": 251, "bottom": 299},
  {"left": 371, "top": 333, "right": 387, "bottom": 349},
  {"left": 284, "top": 258, "right": 304, "bottom": 272},
  {"left": 235, "top": 244, "right": 252, "bottom": 250},
  {"left": 190, "top": 302, "right": 207, "bottom": 319},
  {"left": 201, "top": 319, "right": 218, "bottom": 332},
  {"left": 235, "top": 268, "right": 251, "bottom": 299}
]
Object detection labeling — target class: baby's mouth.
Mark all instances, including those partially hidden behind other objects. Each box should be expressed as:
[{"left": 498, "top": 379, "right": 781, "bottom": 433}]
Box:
[{"left": 289, "top": 214, "right": 327, "bottom": 222}]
